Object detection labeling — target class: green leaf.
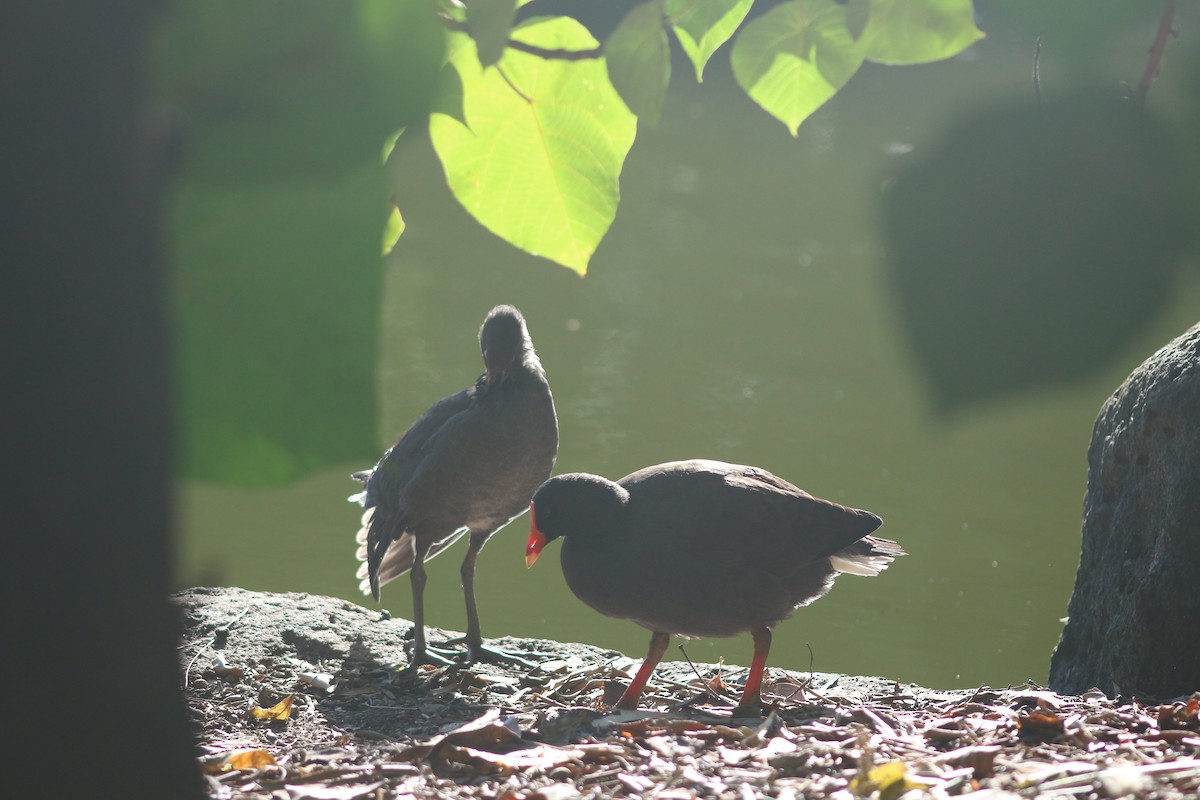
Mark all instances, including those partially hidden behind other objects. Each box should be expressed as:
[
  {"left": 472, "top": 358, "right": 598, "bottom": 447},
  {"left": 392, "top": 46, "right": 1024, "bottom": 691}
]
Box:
[
  {"left": 381, "top": 203, "right": 405, "bottom": 255},
  {"left": 859, "top": 0, "right": 984, "bottom": 65},
  {"left": 666, "top": 0, "right": 755, "bottom": 82},
  {"left": 607, "top": 1, "right": 671, "bottom": 128},
  {"left": 432, "top": 61, "right": 467, "bottom": 126},
  {"left": 730, "top": 0, "right": 864, "bottom": 136},
  {"left": 430, "top": 19, "right": 637, "bottom": 275},
  {"left": 381, "top": 127, "right": 404, "bottom": 164},
  {"left": 464, "top": 0, "right": 517, "bottom": 67},
  {"left": 846, "top": 0, "right": 870, "bottom": 40}
]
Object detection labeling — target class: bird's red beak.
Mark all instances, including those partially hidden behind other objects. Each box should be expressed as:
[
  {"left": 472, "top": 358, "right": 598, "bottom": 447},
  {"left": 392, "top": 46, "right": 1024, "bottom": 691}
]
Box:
[{"left": 526, "top": 503, "right": 546, "bottom": 568}]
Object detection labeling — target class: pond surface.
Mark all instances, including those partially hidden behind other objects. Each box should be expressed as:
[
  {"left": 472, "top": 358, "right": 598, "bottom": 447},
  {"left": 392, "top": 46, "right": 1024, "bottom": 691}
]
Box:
[{"left": 177, "top": 21, "right": 1200, "bottom": 690}]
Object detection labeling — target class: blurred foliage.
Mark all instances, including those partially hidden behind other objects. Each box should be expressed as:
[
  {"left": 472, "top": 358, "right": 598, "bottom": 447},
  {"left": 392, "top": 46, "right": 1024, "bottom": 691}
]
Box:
[
  {"left": 882, "top": 97, "right": 1195, "bottom": 414},
  {"left": 881, "top": 2, "right": 1199, "bottom": 413},
  {"left": 156, "top": 0, "right": 443, "bottom": 484}
]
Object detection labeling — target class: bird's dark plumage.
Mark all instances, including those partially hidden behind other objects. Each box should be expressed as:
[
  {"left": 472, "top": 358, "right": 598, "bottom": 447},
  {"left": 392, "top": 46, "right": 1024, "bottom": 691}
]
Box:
[
  {"left": 351, "top": 305, "right": 558, "bottom": 664},
  {"left": 527, "top": 459, "right": 902, "bottom": 713}
]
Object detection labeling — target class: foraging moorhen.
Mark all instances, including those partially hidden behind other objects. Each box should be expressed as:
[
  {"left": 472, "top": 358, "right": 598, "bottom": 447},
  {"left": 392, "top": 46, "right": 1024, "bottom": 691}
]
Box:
[
  {"left": 350, "top": 305, "right": 558, "bottom": 665},
  {"left": 526, "top": 459, "right": 903, "bottom": 715}
]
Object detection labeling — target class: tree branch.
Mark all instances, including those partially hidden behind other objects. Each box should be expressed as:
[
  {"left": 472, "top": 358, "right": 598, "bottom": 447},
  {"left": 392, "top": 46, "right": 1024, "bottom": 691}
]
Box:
[
  {"left": 439, "top": 15, "right": 604, "bottom": 61},
  {"left": 1134, "top": 1, "right": 1177, "bottom": 106}
]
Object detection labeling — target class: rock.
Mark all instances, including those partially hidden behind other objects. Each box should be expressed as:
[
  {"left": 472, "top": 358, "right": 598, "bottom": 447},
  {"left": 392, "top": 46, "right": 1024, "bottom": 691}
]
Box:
[{"left": 1049, "top": 323, "right": 1200, "bottom": 698}]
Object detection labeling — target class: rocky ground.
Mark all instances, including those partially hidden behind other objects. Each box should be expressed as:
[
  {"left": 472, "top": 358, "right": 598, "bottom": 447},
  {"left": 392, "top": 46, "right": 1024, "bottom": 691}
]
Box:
[{"left": 177, "top": 588, "right": 1200, "bottom": 800}]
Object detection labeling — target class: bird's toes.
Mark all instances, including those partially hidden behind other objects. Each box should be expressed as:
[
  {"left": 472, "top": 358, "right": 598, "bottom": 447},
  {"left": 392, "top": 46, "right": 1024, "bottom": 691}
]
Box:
[
  {"left": 402, "top": 639, "right": 456, "bottom": 668},
  {"left": 464, "top": 643, "right": 541, "bottom": 670}
]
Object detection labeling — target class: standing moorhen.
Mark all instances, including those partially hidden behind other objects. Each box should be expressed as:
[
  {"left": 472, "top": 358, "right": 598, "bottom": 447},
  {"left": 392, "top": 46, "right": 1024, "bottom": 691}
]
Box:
[
  {"left": 526, "top": 459, "right": 903, "bottom": 715},
  {"left": 350, "top": 305, "right": 558, "bottom": 665}
]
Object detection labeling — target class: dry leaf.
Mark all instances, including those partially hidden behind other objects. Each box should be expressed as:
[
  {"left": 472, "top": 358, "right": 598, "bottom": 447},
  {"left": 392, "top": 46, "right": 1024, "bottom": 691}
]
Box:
[
  {"left": 849, "top": 760, "right": 923, "bottom": 799},
  {"left": 934, "top": 744, "right": 1001, "bottom": 779},
  {"left": 202, "top": 748, "right": 277, "bottom": 773},
  {"left": 1158, "top": 698, "right": 1200, "bottom": 731},
  {"left": 250, "top": 695, "right": 294, "bottom": 721},
  {"left": 1017, "top": 710, "right": 1065, "bottom": 742}
]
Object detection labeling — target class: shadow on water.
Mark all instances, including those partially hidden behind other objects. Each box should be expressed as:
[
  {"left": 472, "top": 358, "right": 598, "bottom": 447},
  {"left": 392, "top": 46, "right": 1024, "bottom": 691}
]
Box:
[{"left": 882, "top": 97, "right": 1193, "bottom": 415}]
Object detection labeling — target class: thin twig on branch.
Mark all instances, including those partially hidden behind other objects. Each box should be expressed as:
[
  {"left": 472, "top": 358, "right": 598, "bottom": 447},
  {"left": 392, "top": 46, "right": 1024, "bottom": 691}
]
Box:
[
  {"left": 1135, "top": 1, "right": 1177, "bottom": 106},
  {"left": 439, "top": 15, "right": 604, "bottom": 61}
]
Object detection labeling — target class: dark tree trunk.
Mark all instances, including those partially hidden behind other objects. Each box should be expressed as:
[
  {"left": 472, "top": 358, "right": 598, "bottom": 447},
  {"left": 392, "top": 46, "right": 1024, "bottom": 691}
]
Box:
[{"left": 2, "top": 2, "right": 204, "bottom": 797}]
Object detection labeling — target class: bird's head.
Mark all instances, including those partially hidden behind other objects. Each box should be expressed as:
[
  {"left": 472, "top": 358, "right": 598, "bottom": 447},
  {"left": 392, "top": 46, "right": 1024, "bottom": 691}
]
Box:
[
  {"left": 479, "top": 305, "right": 531, "bottom": 386},
  {"left": 525, "top": 473, "right": 629, "bottom": 567}
]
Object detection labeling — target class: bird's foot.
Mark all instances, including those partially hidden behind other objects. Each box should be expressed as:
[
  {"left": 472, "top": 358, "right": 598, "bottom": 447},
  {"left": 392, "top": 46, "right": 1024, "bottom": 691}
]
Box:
[
  {"left": 429, "top": 637, "right": 542, "bottom": 669},
  {"left": 403, "top": 640, "right": 456, "bottom": 668},
  {"left": 730, "top": 701, "right": 769, "bottom": 719},
  {"left": 469, "top": 643, "right": 542, "bottom": 670}
]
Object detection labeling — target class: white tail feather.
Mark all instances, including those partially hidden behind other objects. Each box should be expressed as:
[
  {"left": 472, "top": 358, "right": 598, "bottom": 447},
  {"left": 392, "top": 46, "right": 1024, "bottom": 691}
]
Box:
[{"left": 829, "top": 554, "right": 894, "bottom": 576}]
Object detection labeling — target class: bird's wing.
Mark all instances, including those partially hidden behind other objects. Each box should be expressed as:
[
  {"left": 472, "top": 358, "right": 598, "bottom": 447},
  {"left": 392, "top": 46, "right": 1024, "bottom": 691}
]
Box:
[
  {"left": 356, "top": 386, "right": 477, "bottom": 509},
  {"left": 624, "top": 461, "right": 880, "bottom": 568},
  {"left": 352, "top": 386, "right": 476, "bottom": 599},
  {"left": 719, "top": 467, "right": 882, "bottom": 560}
]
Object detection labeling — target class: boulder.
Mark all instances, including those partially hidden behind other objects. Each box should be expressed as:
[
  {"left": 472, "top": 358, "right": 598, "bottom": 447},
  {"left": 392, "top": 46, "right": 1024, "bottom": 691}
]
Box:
[{"left": 1049, "top": 323, "right": 1200, "bottom": 698}]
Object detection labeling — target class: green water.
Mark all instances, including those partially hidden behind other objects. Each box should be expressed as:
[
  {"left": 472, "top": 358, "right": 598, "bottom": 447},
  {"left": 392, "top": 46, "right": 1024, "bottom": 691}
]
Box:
[{"left": 177, "top": 26, "right": 1200, "bottom": 690}]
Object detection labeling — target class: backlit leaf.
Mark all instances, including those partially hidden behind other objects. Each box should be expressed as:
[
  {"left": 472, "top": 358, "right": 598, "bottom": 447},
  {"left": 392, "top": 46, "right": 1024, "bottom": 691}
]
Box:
[
  {"left": 381, "top": 203, "right": 404, "bottom": 255},
  {"left": 859, "top": 0, "right": 984, "bottom": 65},
  {"left": 667, "top": 0, "right": 754, "bottom": 81},
  {"left": 730, "top": 0, "right": 864, "bottom": 136},
  {"left": 607, "top": 0, "right": 671, "bottom": 128},
  {"left": 431, "top": 18, "right": 637, "bottom": 275}
]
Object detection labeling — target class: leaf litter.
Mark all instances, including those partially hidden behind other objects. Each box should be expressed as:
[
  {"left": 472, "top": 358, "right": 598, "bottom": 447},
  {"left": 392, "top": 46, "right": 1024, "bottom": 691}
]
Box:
[{"left": 178, "top": 588, "right": 1200, "bottom": 799}]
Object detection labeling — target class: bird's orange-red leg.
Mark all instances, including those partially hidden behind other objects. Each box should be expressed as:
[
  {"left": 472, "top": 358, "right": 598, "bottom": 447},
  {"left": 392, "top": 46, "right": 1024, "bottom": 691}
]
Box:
[
  {"left": 615, "top": 631, "right": 670, "bottom": 710},
  {"left": 734, "top": 627, "right": 772, "bottom": 716}
]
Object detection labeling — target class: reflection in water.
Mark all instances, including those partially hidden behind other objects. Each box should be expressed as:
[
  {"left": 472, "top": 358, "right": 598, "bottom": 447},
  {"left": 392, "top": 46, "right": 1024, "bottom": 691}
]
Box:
[{"left": 882, "top": 98, "right": 1191, "bottom": 414}]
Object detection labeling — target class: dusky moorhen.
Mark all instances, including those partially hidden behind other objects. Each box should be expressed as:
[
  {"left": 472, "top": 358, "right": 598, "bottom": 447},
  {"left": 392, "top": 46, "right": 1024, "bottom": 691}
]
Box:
[
  {"left": 350, "top": 305, "right": 558, "bottom": 664},
  {"left": 526, "top": 459, "right": 903, "bottom": 715}
]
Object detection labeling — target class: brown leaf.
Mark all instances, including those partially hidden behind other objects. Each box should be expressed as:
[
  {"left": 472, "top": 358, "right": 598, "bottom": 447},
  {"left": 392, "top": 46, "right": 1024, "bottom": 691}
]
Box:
[
  {"left": 423, "top": 708, "right": 564, "bottom": 779},
  {"left": 432, "top": 707, "right": 522, "bottom": 751},
  {"left": 1007, "top": 688, "right": 1064, "bottom": 711},
  {"left": 1017, "top": 710, "right": 1065, "bottom": 741},
  {"left": 1158, "top": 698, "right": 1200, "bottom": 731},
  {"left": 934, "top": 744, "right": 1002, "bottom": 779}
]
